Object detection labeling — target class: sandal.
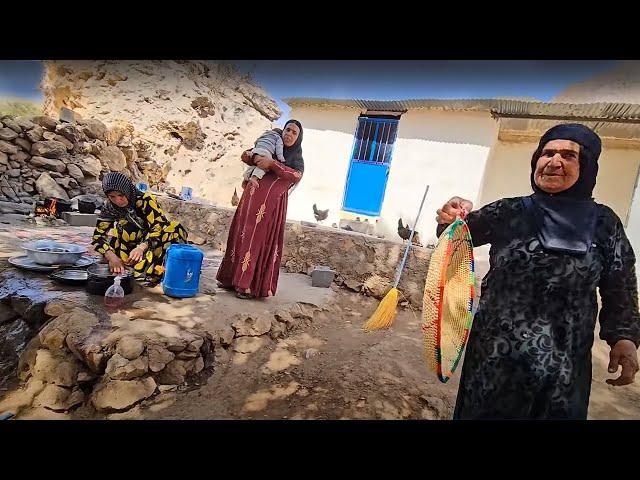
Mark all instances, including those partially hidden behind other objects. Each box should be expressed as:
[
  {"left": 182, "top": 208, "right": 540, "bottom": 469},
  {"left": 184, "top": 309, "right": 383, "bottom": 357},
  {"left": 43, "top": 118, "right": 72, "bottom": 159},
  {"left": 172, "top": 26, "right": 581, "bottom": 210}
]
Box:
[
  {"left": 235, "top": 292, "right": 253, "bottom": 300},
  {"left": 217, "top": 281, "right": 233, "bottom": 290}
]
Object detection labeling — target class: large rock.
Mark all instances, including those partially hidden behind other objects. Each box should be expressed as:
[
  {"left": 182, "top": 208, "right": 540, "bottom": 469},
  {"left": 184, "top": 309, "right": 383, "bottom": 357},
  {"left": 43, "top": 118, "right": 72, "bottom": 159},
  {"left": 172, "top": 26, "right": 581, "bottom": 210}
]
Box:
[
  {"left": 55, "top": 177, "right": 78, "bottom": 190},
  {"left": 231, "top": 314, "right": 272, "bottom": 337},
  {"left": 14, "top": 117, "right": 36, "bottom": 131},
  {"left": 2, "top": 186, "right": 16, "bottom": 201},
  {"left": 0, "top": 378, "right": 46, "bottom": 414},
  {"left": 78, "top": 118, "right": 107, "bottom": 141},
  {"left": 0, "top": 200, "right": 33, "bottom": 214},
  {"left": 98, "top": 146, "right": 126, "bottom": 172},
  {"left": 32, "top": 116, "right": 59, "bottom": 131},
  {"left": 106, "top": 121, "right": 134, "bottom": 147},
  {"left": 55, "top": 123, "right": 87, "bottom": 143},
  {"left": 119, "top": 144, "right": 137, "bottom": 167},
  {"left": 25, "top": 126, "right": 44, "bottom": 142},
  {"left": 66, "top": 163, "right": 85, "bottom": 183},
  {"left": 44, "top": 299, "right": 78, "bottom": 318},
  {"left": 147, "top": 343, "right": 175, "bottom": 372},
  {"left": 0, "top": 318, "right": 33, "bottom": 390},
  {"left": 0, "top": 140, "right": 19, "bottom": 155},
  {"left": 105, "top": 353, "right": 149, "bottom": 380},
  {"left": 0, "top": 127, "right": 18, "bottom": 141},
  {"left": 82, "top": 181, "right": 103, "bottom": 197},
  {"left": 90, "top": 377, "right": 157, "bottom": 412},
  {"left": 33, "top": 384, "right": 84, "bottom": 412},
  {"left": 155, "top": 357, "right": 202, "bottom": 385},
  {"left": 53, "top": 134, "right": 74, "bottom": 151},
  {"left": 1, "top": 117, "right": 22, "bottom": 133},
  {"left": 13, "top": 138, "right": 30, "bottom": 152},
  {"left": 115, "top": 336, "right": 145, "bottom": 360},
  {"left": 31, "top": 140, "right": 67, "bottom": 159},
  {"left": 42, "top": 131, "right": 57, "bottom": 142},
  {"left": 11, "top": 151, "right": 30, "bottom": 164},
  {"left": 0, "top": 152, "right": 7, "bottom": 165},
  {"left": 29, "top": 155, "right": 66, "bottom": 173},
  {"left": 13, "top": 137, "right": 32, "bottom": 152},
  {"left": 215, "top": 326, "right": 235, "bottom": 347},
  {"left": 31, "top": 349, "right": 79, "bottom": 387},
  {"left": 10, "top": 295, "right": 48, "bottom": 329},
  {"left": 36, "top": 172, "right": 69, "bottom": 199},
  {"left": 39, "top": 322, "right": 69, "bottom": 350},
  {"left": 75, "top": 155, "right": 102, "bottom": 178},
  {"left": 1, "top": 187, "right": 17, "bottom": 202}
]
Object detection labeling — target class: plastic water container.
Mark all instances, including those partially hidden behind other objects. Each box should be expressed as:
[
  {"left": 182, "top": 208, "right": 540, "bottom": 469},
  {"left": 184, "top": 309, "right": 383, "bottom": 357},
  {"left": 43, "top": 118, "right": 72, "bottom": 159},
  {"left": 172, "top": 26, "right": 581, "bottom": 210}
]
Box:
[{"left": 162, "top": 244, "right": 204, "bottom": 298}]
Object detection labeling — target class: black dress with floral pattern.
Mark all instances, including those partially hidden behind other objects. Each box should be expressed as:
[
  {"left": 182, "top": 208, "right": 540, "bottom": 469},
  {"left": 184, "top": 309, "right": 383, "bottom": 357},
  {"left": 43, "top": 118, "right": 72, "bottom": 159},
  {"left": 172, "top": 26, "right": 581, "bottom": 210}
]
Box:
[{"left": 445, "top": 197, "right": 640, "bottom": 419}]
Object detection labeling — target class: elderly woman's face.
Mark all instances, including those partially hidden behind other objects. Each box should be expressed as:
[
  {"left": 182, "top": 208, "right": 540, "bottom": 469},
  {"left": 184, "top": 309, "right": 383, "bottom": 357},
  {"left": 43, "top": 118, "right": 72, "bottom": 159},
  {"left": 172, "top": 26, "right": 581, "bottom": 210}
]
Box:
[
  {"left": 282, "top": 123, "right": 300, "bottom": 147},
  {"left": 534, "top": 139, "right": 581, "bottom": 194},
  {"left": 107, "top": 191, "right": 129, "bottom": 208}
]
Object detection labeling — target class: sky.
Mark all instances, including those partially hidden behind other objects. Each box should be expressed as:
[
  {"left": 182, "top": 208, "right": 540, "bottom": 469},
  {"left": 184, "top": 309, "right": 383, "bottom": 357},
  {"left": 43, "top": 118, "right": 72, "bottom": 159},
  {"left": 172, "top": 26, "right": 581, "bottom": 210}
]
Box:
[{"left": 0, "top": 60, "right": 616, "bottom": 124}]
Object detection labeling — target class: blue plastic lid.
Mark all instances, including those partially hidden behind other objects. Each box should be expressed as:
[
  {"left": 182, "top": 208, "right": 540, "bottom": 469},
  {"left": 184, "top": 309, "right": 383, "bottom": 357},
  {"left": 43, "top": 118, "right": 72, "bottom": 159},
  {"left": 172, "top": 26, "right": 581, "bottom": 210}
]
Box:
[{"left": 167, "top": 243, "right": 204, "bottom": 260}]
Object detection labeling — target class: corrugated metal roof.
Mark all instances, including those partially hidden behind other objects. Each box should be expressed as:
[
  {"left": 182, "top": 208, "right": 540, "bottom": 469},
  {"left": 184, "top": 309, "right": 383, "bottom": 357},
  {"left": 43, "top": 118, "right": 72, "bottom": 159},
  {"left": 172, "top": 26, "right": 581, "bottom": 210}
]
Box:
[
  {"left": 283, "top": 97, "right": 640, "bottom": 123},
  {"left": 283, "top": 97, "right": 496, "bottom": 112}
]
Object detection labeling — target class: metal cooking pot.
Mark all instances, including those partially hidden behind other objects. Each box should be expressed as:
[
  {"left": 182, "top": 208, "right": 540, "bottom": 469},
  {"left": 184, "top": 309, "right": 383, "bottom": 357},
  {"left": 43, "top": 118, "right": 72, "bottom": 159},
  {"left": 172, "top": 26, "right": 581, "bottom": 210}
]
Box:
[
  {"left": 23, "top": 240, "right": 88, "bottom": 266},
  {"left": 77, "top": 199, "right": 96, "bottom": 214},
  {"left": 86, "top": 263, "right": 134, "bottom": 295}
]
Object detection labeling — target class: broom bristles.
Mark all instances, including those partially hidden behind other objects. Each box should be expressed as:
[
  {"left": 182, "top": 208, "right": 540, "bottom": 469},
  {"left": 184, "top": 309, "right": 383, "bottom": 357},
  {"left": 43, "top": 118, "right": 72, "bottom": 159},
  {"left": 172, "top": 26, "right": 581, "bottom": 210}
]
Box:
[{"left": 363, "top": 287, "right": 399, "bottom": 331}]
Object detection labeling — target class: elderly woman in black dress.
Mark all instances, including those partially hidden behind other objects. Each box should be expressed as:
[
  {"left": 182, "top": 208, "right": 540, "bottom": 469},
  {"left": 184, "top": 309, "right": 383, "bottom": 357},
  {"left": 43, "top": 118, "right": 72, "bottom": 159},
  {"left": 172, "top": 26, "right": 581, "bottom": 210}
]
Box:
[{"left": 436, "top": 124, "right": 640, "bottom": 419}]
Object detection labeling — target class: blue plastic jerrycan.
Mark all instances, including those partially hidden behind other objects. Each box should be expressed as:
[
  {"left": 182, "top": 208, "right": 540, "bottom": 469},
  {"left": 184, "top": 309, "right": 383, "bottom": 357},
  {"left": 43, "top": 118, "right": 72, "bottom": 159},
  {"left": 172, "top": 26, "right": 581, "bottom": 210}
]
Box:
[{"left": 162, "top": 244, "right": 204, "bottom": 298}]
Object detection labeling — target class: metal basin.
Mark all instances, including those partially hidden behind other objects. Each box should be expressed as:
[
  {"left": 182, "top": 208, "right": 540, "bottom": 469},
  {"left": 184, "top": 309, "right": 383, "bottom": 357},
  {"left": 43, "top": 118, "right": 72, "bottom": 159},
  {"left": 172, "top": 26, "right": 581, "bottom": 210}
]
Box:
[{"left": 23, "top": 240, "right": 88, "bottom": 266}]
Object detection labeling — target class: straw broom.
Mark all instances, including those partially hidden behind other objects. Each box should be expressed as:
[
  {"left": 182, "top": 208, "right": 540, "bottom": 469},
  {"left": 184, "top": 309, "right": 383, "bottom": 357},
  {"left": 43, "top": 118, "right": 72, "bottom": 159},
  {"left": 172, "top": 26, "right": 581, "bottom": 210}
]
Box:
[{"left": 363, "top": 185, "right": 430, "bottom": 331}]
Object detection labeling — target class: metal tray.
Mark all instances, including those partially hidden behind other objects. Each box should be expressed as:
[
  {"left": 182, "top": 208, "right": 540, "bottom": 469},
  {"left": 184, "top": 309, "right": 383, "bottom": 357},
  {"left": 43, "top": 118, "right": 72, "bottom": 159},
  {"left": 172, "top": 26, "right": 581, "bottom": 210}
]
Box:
[
  {"left": 8, "top": 255, "right": 98, "bottom": 273},
  {"left": 49, "top": 269, "right": 89, "bottom": 285}
]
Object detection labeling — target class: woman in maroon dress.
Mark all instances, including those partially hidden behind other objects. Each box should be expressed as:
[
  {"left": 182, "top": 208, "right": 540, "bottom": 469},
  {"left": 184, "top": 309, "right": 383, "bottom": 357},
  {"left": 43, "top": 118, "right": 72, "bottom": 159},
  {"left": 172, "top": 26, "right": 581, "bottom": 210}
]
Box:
[{"left": 216, "top": 120, "right": 304, "bottom": 299}]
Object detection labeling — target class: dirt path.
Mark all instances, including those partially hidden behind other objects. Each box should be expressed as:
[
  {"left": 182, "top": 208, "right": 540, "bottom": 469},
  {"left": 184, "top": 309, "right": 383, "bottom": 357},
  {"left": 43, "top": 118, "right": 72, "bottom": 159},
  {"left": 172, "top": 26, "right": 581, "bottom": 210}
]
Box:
[
  {"left": 113, "top": 292, "right": 459, "bottom": 420},
  {"left": 113, "top": 287, "right": 640, "bottom": 421}
]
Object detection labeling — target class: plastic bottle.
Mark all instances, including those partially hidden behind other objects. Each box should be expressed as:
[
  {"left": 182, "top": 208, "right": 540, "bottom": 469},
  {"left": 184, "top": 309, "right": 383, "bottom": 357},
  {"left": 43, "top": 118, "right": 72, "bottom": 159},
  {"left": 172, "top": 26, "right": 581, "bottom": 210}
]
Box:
[{"left": 104, "top": 276, "right": 125, "bottom": 308}]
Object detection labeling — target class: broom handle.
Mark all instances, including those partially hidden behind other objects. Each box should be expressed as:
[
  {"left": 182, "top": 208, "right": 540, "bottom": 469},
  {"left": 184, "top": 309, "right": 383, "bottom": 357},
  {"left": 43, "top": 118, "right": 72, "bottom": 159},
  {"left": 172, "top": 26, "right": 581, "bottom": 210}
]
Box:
[{"left": 393, "top": 184, "right": 430, "bottom": 288}]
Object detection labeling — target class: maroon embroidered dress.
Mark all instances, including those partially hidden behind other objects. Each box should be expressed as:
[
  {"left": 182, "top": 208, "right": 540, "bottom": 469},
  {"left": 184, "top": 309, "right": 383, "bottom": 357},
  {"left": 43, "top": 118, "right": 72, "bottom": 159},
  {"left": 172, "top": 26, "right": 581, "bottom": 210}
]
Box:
[{"left": 216, "top": 161, "right": 302, "bottom": 297}]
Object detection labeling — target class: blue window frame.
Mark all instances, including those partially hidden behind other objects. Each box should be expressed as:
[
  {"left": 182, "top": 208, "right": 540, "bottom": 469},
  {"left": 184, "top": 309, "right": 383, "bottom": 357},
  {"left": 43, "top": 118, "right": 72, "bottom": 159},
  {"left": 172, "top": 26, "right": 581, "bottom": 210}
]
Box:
[{"left": 342, "top": 116, "right": 399, "bottom": 216}]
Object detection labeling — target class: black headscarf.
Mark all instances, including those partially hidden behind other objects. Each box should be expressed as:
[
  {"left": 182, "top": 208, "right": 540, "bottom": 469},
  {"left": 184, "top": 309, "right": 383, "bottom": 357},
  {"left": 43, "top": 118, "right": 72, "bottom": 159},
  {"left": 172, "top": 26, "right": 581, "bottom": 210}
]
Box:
[
  {"left": 524, "top": 123, "right": 601, "bottom": 254},
  {"left": 99, "top": 172, "right": 145, "bottom": 229},
  {"left": 281, "top": 119, "right": 304, "bottom": 174}
]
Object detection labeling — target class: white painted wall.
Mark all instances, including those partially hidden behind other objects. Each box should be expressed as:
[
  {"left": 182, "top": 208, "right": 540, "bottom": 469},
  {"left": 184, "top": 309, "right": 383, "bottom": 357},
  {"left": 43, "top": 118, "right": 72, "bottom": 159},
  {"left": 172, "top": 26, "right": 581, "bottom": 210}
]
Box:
[
  {"left": 285, "top": 107, "right": 357, "bottom": 228},
  {"left": 378, "top": 110, "right": 497, "bottom": 244},
  {"left": 287, "top": 106, "right": 498, "bottom": 245}
]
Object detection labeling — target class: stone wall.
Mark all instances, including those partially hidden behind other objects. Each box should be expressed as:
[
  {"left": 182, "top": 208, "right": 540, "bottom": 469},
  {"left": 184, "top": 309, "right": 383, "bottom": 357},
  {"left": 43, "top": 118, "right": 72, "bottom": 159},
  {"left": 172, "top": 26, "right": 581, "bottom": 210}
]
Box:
[
  {"left": 161, "top": 196, "right": 432, "bottom": 307},
  {"left": 0, "top": 113, "right": 162, "bottom": 205}
]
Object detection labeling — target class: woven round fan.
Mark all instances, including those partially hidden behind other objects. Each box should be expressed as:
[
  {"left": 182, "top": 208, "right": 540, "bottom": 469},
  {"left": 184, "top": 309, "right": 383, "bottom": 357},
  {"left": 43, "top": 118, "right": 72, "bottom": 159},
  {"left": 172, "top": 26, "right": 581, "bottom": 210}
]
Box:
[{"left": 422, "top": 215, "right": 475, "bottom": 383}]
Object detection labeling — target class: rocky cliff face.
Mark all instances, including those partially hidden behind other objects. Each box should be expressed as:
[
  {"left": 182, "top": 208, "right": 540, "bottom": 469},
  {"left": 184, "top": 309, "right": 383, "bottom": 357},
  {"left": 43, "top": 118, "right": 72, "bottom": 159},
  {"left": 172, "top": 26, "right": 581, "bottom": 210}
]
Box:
[{"left": 41, "top": 60, "right": 281, "bottom": 205}]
